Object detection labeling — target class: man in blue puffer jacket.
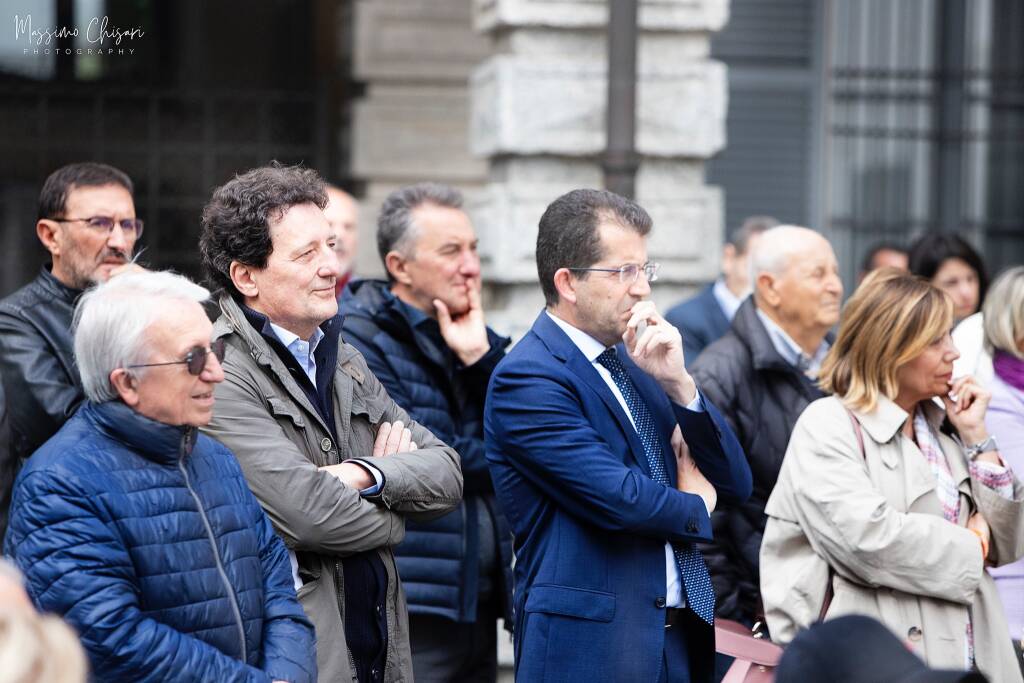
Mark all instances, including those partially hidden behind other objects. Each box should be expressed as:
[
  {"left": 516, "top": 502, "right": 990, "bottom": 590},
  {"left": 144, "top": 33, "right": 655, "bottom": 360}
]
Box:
[
  {"left": 3, "top": 270, "right": 317, "bottom": 683},
  {"left": 340, "top": 183, "right": 513, "bottom": 681}
]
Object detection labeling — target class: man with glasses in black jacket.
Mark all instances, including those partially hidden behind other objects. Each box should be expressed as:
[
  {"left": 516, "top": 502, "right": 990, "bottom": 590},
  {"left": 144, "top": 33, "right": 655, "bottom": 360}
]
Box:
[{"left": 0, "top": 162, "right": 143, "bottom": 537}]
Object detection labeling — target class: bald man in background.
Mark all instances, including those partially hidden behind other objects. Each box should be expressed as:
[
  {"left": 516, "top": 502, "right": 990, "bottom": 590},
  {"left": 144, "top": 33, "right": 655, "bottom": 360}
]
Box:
[
  {"left": 325, "top": 185, "right": 360, "bottom": 297},
  {"left": 688, "top": 227, "right": 843, "bottom": 671}
]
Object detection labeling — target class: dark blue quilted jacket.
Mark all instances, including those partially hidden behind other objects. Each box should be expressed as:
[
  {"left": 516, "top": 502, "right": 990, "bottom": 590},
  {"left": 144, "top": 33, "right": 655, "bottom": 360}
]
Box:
[
  {"left": 340, "top": 279, "right": 514, "bottom": 624},
  {"left": 3, "top": 400, "right": 317, "bottom": 682}
]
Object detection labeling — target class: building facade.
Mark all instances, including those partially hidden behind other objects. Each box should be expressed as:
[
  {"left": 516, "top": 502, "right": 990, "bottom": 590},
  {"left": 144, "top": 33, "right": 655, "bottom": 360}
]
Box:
[{"left": 1, "top": 0, "right": 1022, "bottom": 323}]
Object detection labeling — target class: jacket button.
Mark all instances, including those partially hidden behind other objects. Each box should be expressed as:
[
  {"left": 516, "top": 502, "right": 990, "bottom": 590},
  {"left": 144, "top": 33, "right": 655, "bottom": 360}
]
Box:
[
  {"left": 655, "top": 597, "right": 666, "bottom": 608},
  {"left": 907, "top": 626, "right": 923, "bottom": 641},
  {"left": 320, "top": 437, "right": 332, "bottom": 452}
]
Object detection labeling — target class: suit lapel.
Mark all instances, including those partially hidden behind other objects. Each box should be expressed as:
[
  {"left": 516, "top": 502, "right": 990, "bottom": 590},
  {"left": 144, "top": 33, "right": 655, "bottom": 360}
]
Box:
[
  {"left": 564, "top": 351, "right": 656, "bottom": 479},
  {"left": 532, "top": 312, "right": 656, "bottom": 479}
]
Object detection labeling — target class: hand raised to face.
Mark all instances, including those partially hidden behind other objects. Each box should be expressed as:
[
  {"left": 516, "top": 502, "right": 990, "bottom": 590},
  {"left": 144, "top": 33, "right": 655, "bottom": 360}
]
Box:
[
  {"left": 434, "top": 278, "right": 489, "bottom": 366},
  {"left": 622, "top": 301, "right": 696, "bottom": 405}
]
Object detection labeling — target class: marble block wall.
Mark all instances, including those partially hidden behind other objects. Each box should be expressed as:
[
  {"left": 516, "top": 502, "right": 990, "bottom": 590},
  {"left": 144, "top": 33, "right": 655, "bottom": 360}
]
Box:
[{"left": 348, "top": 0, "right": 730, "bottom": 342}]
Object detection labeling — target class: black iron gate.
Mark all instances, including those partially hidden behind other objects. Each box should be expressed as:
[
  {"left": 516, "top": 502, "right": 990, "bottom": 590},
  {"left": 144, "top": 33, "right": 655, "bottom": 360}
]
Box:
[{"left": 826, "top": 0, "right": 1024, "bottom": 284}]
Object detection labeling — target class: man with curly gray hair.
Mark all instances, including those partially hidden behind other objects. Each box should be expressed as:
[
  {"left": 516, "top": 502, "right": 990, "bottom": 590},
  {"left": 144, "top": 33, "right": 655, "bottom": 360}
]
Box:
[{"left": 199, "top": 163, "right": 464, "bottom": 683}]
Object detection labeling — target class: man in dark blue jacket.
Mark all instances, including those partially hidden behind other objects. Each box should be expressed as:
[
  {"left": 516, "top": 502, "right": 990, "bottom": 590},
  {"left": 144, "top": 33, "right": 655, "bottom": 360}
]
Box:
[
  {"left": 3, "top": 270, "right": 316, "bottom": 683},
  {"left": 340, "top": 182, "right": 513, "bottom": 682}
]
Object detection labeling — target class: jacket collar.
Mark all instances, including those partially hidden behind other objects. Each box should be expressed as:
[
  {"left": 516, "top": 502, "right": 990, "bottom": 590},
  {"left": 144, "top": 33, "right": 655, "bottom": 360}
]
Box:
[
  {"left": 731, "top": 297, "right": 835, "bottom": 374},
  {"left": 343, "top": 278, "right": 511, "bottom": 369},
  {"left": 345, "top": 279, "right": 449, "bottom": 369},
  {"left": 731, "top": 297, "right": 796, "bottom": 373},
  {"left": 850, "top": 394, "right": 947, "bottom": 444},
  {"left": 850, "top": 394, "right": 970, "bottom": 510},
  {"left": 83, "top": 400, "right": 195, "bottom": 465},
  {"left": 213, "top": 294, "right": 355, "bottom": 432},
  {"left": 530, "top": 310, "right": 659, "bottom": 480},
  {"left": 37, "top": 264, "right": 82, "bottom": 303}
]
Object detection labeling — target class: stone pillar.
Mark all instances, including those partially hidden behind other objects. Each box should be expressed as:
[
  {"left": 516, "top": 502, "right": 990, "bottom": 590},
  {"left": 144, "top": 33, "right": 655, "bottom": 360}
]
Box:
[
  {"left": 469, "top": 0, "right": 729, "bottom": 339},
  {"left": 348, "top": 0, "right": 492, "bottom": 276}
]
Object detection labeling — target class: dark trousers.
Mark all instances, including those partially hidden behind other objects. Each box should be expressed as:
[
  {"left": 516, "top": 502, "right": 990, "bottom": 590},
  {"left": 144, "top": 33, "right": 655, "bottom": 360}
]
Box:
[
  {"left": 409, "top": 602, "right": 498, "bottom": 683},
  {"left": 659, "top": 626, "right": 692, "bottom": 683}
]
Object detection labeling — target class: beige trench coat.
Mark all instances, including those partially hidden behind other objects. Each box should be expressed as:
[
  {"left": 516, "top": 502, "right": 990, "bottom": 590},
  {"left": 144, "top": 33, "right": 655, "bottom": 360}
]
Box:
[{"left": 761, "top": 395, "right": 1024, "bottom": 682}]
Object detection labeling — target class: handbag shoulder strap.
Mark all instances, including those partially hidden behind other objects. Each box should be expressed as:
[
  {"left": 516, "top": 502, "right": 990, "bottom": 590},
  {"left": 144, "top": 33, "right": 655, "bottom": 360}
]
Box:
[
  {"left": 818, "top": 405, "right": 867, "bottom": 622},
  {"left": 846, "top": 405, "right": 866, "bottom": 458}
]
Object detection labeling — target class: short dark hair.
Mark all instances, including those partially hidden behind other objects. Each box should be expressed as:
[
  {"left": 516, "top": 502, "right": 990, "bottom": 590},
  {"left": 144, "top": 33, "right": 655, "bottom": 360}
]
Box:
[
  {"left": 727, "top": 215, "right": 778, "bottom": 254},
  {"left": 536, "top": 189, "right": 652, "bottom": 307},
  {"left": 38, "top": 162, "right": 133, "bottom": 220},
  {"left": 377, "top": 183, "right": 463, "bottom": 282},
  {"left": 907, "top": 233, "right": 989, "bottom": 303},
  {"left": 199, "top": 162, "right": 328, "bottom": 299},
  {"left": 860, "top": 241, "right": 907, "bottom": 274}
]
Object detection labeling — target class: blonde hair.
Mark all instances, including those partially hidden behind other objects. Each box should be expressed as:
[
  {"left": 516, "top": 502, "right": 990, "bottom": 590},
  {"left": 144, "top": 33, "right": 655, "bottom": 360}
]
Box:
[
  {"left": 0, "top": 608, "right": 88, "bottom": 683},
  {"left": 820, "top": 267, "right": 953, "bottom": 411},
  {"left": 983, "top": 265, "right": 1024, "bottom": 359}
]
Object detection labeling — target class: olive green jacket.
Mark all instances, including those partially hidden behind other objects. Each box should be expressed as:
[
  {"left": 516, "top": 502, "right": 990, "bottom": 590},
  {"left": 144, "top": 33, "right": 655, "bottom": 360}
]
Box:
[{"left": 203, "top": 295, "right": 463, "bottom": 683}]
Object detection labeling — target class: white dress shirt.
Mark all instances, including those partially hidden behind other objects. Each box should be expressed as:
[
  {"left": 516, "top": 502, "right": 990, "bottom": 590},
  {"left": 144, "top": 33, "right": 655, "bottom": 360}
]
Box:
[{"left": 546, "top": 312, "right": 707, "bottom": 608}]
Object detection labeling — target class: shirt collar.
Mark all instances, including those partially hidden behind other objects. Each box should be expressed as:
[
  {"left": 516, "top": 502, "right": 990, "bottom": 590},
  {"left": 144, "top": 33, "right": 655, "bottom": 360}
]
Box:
[
  {"left": 712, "top": 278, "right": 745, "bottom": 321},
  {"left": 268, "top": 321, "right": 324, "bottom": 354},
  {"left": 755, "top": 308, "right": 830, "bottom": 377},
  {"left": 546, "top": 310, "right": 610, "bottom": 362}
]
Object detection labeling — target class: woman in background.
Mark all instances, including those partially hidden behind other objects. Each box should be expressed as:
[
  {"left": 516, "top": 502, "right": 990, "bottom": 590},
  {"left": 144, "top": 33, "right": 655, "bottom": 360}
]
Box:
[
  {"left": 908, "top": 234, "right": 988, "bottom": 325},
  {"left": 981, "top": 265, "right": 1024, "bottom": 675}
]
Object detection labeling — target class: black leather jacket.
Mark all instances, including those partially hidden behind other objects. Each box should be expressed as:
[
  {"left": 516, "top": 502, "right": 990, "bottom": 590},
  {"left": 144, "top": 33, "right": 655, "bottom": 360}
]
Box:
[
  {"left": 689, "top": 298, "right": 828, "bottom": 624},
  {"left": 0, "top": 266, "right": 83, "bottom": 535}
]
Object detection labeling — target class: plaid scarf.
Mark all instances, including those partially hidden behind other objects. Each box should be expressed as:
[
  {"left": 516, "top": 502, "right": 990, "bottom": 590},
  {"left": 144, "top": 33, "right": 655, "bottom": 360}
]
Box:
[
  {"left": 912, "top": 407, "right": 973, "bottom": 666},
  {"left": 912, "top": 408, "right": 960, "bottom": 523}
]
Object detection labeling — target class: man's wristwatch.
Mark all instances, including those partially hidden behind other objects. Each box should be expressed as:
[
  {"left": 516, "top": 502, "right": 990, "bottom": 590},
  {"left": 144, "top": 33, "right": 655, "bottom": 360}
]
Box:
[{"left": 965, "top": 435, "right": 998, "bottom": 460}]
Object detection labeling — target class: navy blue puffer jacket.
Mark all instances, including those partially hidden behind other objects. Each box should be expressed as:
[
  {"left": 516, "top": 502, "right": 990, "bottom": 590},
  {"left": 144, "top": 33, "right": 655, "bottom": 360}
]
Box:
[
  {"left": 3, "top": 400, "right": 317, "bottom": 683},
  {"left": 340, "top": 279, "right": 514, "bottom": 624}
]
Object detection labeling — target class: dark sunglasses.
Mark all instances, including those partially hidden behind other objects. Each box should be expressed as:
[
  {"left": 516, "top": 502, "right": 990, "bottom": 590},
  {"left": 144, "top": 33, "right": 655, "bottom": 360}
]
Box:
[{"left": 126, "top": 339, "right": 226, "bottom": 376}]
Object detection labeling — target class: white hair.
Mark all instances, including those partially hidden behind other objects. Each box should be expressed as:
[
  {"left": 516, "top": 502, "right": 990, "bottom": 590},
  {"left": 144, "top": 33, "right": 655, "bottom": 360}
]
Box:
[
  {"left": 73, "top": 271, "right": 210, "bottom": 403},
  {"left": 983, "top": 265, "right": 1024, "bottom": 359},
  {"left": 747, "top": 225, "right": 825, "bottom": 287}
]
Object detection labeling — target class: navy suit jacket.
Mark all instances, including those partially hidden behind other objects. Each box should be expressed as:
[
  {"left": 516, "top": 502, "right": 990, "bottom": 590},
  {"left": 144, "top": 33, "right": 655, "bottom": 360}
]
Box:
[
  {"left": 484, "top": 311, "right": 751, "bottom": 682},
  {"left": 665, "top": 284, "right": 731, "bottom": 363}
]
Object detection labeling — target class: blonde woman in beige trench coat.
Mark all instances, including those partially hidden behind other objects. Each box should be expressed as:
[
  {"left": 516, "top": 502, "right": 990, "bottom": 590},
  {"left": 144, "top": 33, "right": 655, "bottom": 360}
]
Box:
[{"left": 761, "top": 269, "right": 1024, "bottom": 683}]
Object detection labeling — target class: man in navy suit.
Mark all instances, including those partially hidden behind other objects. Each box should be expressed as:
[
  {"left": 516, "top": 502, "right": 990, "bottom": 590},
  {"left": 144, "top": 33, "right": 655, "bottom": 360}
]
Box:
[
  {"left": 666, "top": 216, "right": 776, "bottom": 362},
  {"left": 484, "top": 189, "right": 752, "bottom": 683}
]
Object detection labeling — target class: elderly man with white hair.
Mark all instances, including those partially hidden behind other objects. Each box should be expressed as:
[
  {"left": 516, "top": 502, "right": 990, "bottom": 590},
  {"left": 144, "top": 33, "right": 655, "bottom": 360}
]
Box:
[
  {"left": 3, "top": 271, "right": 317, "bottom": 683},
  {"left": 689, "top": 226, "right": 843, "bottom": 643}
]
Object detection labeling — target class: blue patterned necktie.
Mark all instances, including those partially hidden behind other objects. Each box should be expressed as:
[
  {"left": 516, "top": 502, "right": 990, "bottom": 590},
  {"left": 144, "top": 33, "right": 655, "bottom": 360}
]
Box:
[{"left": 596, "top": 347, "right": 715, "bottom": 624}]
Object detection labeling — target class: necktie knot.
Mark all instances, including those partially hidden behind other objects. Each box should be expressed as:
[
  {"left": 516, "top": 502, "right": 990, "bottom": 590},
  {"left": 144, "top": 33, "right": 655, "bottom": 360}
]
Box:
[{"left": 596, "top": 347, "right": 624, "bottom": 374}]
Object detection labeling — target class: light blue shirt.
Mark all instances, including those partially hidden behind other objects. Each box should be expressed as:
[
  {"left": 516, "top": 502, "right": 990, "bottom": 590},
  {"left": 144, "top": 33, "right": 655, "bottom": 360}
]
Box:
[
  {"left": 755, "top": 309, "right": 831, "bottom": 378},
  {"left": 268, "top": 322, "right": 324, "bottom": 385},
  {"left": 267, "top": 322, "right": 382, "bottom": 494},
  {"left": 546, "top": 312, "right": 707, "bottom": 608},
  {"left": 712, "top": 278, "right": 745, "bottom": 322}
]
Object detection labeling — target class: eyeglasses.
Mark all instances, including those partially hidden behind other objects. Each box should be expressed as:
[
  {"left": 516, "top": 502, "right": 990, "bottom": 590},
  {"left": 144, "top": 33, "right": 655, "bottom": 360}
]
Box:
[
  {"left": 567, "top": 262, "right": 660, "bottom": 284},
  {"left": 49, "top": 216, "right": 145, "bottom": 239},
  {"left": 126, "top": 339, "right": 226, "bottom": 376}
]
